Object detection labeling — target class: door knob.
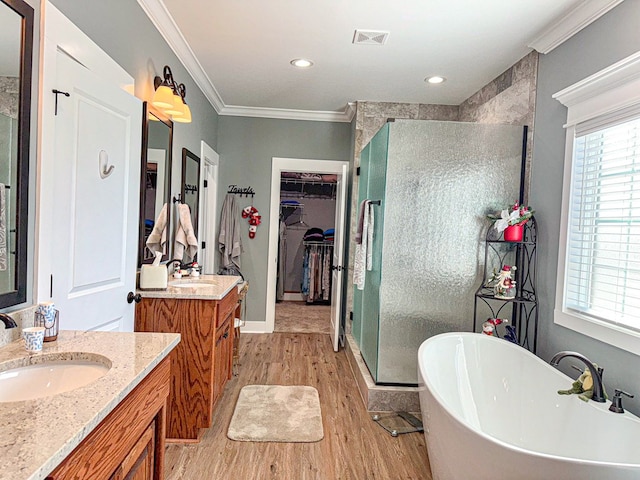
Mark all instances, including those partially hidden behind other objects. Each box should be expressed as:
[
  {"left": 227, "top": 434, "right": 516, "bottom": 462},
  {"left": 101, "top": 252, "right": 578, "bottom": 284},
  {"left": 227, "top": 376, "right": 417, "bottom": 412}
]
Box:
[{"left": 127, "top": 292, "right": 142, "bottom": 304}]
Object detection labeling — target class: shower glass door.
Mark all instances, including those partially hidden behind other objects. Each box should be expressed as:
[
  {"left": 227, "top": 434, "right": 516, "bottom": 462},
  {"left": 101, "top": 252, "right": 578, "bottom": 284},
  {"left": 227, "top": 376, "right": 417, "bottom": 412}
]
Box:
[{"left": 355, "top": 120, "right": 524, "bottom": 385}]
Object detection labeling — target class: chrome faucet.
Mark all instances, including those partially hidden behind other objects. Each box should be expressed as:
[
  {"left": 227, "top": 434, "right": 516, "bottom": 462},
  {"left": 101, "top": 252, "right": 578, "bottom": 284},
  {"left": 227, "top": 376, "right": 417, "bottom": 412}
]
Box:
[
  {"left": 550, "top": 351, "right": 606, "bottom": 403},
  {"left": 0, "top": 313, "right": 17, "bottom": 329}
]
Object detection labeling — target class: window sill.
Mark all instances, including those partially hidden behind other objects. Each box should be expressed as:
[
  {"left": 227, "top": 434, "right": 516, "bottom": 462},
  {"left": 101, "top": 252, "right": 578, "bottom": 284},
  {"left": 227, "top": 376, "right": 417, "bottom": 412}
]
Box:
[{"left": 554, "top": 308, "right": 640, "bottom": 357}]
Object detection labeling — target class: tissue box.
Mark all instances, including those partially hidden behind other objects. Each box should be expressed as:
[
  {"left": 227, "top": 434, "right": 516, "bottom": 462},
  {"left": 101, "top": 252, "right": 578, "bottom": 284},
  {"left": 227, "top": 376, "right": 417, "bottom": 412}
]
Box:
[{"left": 139, "top": 264, "right": 168, "bottom": 290}]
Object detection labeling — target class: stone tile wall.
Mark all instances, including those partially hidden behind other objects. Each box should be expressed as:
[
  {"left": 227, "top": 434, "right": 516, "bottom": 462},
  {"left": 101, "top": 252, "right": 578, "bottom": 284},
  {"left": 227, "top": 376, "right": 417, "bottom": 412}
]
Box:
[{"left": 0, "top": 77, "right": 19, "bottom": 119}]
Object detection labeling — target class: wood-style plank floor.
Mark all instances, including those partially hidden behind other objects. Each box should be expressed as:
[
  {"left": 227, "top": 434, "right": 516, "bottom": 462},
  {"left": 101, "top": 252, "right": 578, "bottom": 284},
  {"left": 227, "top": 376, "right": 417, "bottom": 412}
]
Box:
[{"left": 164, "top": 333, "right": 432, "bottom": 479}]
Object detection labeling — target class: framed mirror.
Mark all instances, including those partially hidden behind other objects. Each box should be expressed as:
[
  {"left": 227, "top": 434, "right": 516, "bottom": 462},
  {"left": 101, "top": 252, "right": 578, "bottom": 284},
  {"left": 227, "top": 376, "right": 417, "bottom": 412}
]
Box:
[
  {"left": 0, "top": 0, "right": 33, "bottom": 308},
  {"left": 138, "top": 102, "right": 173, "bottom": 266},
  {"left": 180, "top": 148, "right": 200, "bottom": 262}
]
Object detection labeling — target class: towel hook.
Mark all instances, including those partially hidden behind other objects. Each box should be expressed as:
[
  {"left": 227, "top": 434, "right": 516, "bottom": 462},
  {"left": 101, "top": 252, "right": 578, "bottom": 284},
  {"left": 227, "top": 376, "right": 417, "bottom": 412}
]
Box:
[{"left": 99, "top": 150, "right": 115, "bottom": 179}]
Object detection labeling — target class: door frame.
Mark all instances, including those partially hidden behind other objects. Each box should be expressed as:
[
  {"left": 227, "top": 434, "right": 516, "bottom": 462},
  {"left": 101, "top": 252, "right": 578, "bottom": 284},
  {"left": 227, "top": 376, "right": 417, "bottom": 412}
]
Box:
[
  {"left": 262, "top": 157, "right": 349, "bottom": 334},
  {"left": 199, "top": 140, "right": 219, "bottom": 274},
  {"left": 37, "top": 2, "right": 135, "bottom": 302}
]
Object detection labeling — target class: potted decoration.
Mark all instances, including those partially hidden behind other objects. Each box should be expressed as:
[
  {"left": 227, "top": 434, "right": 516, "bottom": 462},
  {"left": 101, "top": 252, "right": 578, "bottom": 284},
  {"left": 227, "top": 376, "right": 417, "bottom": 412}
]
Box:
[{"left": 487, "top": 202, "right": 534, "bottom": 242}]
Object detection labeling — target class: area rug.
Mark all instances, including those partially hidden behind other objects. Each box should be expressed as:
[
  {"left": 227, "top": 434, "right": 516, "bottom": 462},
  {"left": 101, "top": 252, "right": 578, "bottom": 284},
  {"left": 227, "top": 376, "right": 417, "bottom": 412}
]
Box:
[{"left": 227, "top": 385, "right": 324, "bottom": 442}]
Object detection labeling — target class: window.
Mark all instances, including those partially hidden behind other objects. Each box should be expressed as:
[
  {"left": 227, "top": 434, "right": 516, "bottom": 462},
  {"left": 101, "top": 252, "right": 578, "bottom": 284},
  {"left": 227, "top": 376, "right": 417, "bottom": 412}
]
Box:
[
  {"left": 566, "top": 115, "right": 640, "bottom": 329},
  {"left": 554, "top": 51, "right": 640, "bottom": 355}
]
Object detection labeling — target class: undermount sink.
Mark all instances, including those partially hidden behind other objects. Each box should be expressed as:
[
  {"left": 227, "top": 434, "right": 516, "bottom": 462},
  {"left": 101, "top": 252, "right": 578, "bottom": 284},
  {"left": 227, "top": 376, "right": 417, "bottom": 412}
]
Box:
[{"left": 0, "top": 353, "right": 112, "bottom": 402}]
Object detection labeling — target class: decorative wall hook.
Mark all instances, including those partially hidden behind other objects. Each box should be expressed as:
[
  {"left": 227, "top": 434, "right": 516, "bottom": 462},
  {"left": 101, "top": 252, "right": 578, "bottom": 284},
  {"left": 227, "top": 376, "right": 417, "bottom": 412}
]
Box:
[
  {"left": 99, "top": 150, "right": 115, "bottom": 179},
  {"left": 227, "top": 185, "right": 255, "bottom": 198}
]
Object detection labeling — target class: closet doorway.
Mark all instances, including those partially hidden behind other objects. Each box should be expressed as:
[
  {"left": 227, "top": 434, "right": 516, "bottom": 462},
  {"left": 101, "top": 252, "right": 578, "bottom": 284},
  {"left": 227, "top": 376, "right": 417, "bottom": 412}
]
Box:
[{"left": 266, "top": 158, "right": 349, "bottom": 351}]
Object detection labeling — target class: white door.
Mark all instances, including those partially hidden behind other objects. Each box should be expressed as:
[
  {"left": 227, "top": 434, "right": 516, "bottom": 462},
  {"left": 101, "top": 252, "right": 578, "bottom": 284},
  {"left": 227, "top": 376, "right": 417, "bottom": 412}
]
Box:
[
  {"left": 51, "top": 52, "right": 142, "bottom": 332},
  {"left": 330, "top": 164, "right": 348, "bottom": 351},
  {"left": 199, "top": 141, "right": 219, "bottom": 274}
]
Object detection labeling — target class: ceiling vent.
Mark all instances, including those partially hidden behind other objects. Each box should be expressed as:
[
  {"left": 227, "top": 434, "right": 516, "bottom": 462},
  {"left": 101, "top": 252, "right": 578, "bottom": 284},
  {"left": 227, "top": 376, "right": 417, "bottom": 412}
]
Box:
[{"left": 353, "top": 29, "right": 389, "bottom": 46}]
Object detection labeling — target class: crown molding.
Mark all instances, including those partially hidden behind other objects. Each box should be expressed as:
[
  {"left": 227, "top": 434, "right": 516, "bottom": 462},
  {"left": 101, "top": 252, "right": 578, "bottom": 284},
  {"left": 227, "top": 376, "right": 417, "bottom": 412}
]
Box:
[
  {"left": 137, "top": 0, "right": 225, "bottom": 112},
  {"left": 528, "top": 0, "right": 624, "bottom": 54},
  {"left": 138, "top": 0, "right": 355, "bottom": 123},
  {"left": 553, "top": 50, "right": 640, "bottom": 127},
  {"left": 219, "top": 103, "right": 356, "bottom": 123}
]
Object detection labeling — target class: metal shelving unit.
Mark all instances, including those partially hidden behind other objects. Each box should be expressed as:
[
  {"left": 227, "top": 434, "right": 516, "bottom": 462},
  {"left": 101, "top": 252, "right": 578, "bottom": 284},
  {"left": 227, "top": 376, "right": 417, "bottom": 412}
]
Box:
[{"left": 473, "top": 217, "right": 538, "bottom": 352}]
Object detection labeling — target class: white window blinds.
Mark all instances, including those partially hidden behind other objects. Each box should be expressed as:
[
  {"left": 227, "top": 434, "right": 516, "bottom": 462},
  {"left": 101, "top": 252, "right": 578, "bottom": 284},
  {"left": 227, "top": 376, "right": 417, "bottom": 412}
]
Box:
[{"left": 565, "top": 114, "right": 640, "bottom": 330}]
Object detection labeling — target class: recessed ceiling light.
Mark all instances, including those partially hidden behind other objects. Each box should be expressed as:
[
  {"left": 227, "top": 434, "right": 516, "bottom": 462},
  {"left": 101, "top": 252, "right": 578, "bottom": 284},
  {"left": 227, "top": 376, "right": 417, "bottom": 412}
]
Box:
[
  {"left": 290, "top": 58, "right": 314, "bottom": 68},
  {"left": 425, "top": 76, "right": 446, "bottom": 84}
]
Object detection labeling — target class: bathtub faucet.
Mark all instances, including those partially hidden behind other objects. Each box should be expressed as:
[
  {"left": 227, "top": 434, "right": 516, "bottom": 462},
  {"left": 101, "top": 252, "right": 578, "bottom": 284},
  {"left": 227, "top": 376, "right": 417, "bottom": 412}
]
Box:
[{"left": 550, "top": 351, "right": 606, "bottom": 403}]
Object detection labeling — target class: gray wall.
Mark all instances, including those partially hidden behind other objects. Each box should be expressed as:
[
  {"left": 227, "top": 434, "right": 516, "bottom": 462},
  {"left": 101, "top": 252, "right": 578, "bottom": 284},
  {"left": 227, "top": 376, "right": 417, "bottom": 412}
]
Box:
[
  {"left": 217, "top": 115, "right": 351, "bottom": 323},
  {"left": 531, "top": 0, "right": 640, "bottom": 414},
  {"left": 50, "top": 0, "right": 219, "bottom": 201}
]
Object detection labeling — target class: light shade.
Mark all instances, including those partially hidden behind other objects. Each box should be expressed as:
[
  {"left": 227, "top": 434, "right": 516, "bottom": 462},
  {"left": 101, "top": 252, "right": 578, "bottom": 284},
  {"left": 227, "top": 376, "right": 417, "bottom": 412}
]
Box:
[
  {"left": 173, "top": 101, "right": 192, "bottom": 123},
  {"left": 151, "top": 85, "right": 175, "bottom": 109},
  {"left": 163, "top": 93, "right": 184, "bottom": 117}
]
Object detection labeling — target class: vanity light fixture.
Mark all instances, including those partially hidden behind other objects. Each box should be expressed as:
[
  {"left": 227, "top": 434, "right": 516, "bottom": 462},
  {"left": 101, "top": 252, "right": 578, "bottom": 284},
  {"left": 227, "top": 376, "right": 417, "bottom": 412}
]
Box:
[
  {"left": 151, "top": 65, "right": 192, "bottom": 124},
  {"left": 172, "top": 84, "right": 192, "bottom": 124},
  {"left": 425, "top": 76, "right": 446, "bottom": 85},
  {"left": 290, "top": 58, "right": 314, "bottom": 68}
]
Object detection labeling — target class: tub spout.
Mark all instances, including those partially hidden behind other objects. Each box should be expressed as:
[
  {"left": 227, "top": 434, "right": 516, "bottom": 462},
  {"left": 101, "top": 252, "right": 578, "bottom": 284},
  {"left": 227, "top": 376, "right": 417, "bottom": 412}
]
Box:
[{"left": 550, "top": 351, "right": 606, "bottom": 403}]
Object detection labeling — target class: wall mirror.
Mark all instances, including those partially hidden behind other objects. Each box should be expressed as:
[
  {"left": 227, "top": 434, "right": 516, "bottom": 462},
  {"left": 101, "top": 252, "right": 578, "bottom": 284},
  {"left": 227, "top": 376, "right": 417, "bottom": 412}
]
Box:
[
  {"left": 180, "top": 147, "right": 200, "bottom": 263},
  {"left": 0, "top": 0, "right": 33, "bottom": 308},
  {"left": 138, "top": 102, "right": 173, "bottom": 266}
]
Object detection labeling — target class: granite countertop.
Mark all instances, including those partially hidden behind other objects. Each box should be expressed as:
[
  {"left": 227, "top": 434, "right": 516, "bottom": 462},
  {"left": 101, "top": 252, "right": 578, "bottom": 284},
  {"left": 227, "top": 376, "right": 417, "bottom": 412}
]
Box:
[
  {"left": 137, "top": 274, "right": 242, "bottom": 300},
  {"left": 0, "top": 330, "right": 180, "bottom": 480}
]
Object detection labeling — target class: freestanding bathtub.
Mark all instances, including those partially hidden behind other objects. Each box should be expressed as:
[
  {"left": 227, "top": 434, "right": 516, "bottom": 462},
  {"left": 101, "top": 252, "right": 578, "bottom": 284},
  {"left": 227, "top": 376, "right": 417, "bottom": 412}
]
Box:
[{"left": 418, "top": 332, "right": 640, "bottom": 480}]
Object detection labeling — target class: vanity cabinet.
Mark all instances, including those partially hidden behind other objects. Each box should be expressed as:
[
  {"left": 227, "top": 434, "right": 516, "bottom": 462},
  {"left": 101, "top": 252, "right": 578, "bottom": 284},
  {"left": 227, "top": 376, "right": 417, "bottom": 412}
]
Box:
[
  {"left": 46, "top": 357, "right": 170, "bottom": 480},
  {"left": 135, "top": 288, "right": 239, "bottom": 442}
]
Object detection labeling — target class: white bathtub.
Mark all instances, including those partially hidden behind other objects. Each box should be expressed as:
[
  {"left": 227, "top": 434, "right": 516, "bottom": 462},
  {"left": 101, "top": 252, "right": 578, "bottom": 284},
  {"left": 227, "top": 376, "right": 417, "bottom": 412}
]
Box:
[{"left": 418, "top": 332, "right": 640, "bottom": 480}]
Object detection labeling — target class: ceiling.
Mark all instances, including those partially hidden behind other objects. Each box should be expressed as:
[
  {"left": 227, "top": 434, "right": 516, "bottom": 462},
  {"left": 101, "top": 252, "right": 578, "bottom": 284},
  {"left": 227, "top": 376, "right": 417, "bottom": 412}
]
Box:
[{"left": 150, "top": 0, "right": 613, "bottom": 121}]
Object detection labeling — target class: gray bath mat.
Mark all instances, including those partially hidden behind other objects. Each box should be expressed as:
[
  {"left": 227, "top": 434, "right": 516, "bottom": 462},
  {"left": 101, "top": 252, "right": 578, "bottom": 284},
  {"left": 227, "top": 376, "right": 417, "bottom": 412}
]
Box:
[{"left": 227, "top": 385, "right": 324, "bottom": 442}]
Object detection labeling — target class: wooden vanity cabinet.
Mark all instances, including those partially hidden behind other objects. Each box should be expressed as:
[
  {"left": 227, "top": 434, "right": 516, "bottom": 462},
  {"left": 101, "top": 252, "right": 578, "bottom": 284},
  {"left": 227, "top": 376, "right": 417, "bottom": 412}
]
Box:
[
  {"left": 46, "top": 357, "right": 170, "bottom": 480},
  {"left": 135, "top": 288, "right": 239, "bottom": 442}
]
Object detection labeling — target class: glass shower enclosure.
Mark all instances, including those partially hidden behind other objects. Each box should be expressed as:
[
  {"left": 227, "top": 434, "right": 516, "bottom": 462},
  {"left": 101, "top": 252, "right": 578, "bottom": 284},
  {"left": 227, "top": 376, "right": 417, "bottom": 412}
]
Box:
[{"left": 352, "top": 120, "right": 525, "bottom": 385}]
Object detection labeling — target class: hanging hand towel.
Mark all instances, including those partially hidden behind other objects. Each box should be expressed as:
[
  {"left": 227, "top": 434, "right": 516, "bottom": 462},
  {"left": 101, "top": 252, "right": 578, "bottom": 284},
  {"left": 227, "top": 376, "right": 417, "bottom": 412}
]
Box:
[
  {"left": 145, "top": 203, "right": 168, "bottom": 256},
  {"left": 218, "top": 193, "right": 243, "bottom": 268},
  {"left": 353, "top": 200, "right": 374, "bottom": 290},
  {"left": 173, "top": 203, "right": 198, "bottom": 263},
  {"left": 355, "top": 199, "right": 368, "bottom": 244},
  {"left": 0, "top": 184, "right": 6, "bottom": 271},
  {"left": 365, "top": 201, "right": 374, "bottom": 271}
]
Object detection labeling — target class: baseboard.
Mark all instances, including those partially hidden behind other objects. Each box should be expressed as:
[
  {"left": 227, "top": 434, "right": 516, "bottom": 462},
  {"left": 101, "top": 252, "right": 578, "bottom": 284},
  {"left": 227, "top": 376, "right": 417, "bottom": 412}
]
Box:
[{"left": 241, "top": 320, "right": 271, "bottom": 334}]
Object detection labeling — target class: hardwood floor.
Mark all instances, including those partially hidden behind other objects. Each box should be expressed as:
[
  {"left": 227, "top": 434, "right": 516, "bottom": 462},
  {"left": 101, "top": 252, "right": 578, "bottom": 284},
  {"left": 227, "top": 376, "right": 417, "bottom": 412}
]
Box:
[{"left": 164, "top": 333, "right": 432, "bottom": 479}]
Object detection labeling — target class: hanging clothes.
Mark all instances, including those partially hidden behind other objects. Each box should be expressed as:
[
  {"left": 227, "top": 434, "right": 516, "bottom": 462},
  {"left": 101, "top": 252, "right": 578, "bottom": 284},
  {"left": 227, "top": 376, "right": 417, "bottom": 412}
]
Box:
[{"left": 302, "top": 242, "right": 333, "bottom": 304}]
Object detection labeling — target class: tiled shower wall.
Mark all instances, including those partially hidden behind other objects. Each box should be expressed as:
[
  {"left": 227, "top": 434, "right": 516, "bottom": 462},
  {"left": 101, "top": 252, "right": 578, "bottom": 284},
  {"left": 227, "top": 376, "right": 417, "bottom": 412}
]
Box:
[
  {"left": 0, "top": 77, "right": 19, "bottom": 119},
  {"left": 346, "top": 51, "right": 538, "bottom": 333}
]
